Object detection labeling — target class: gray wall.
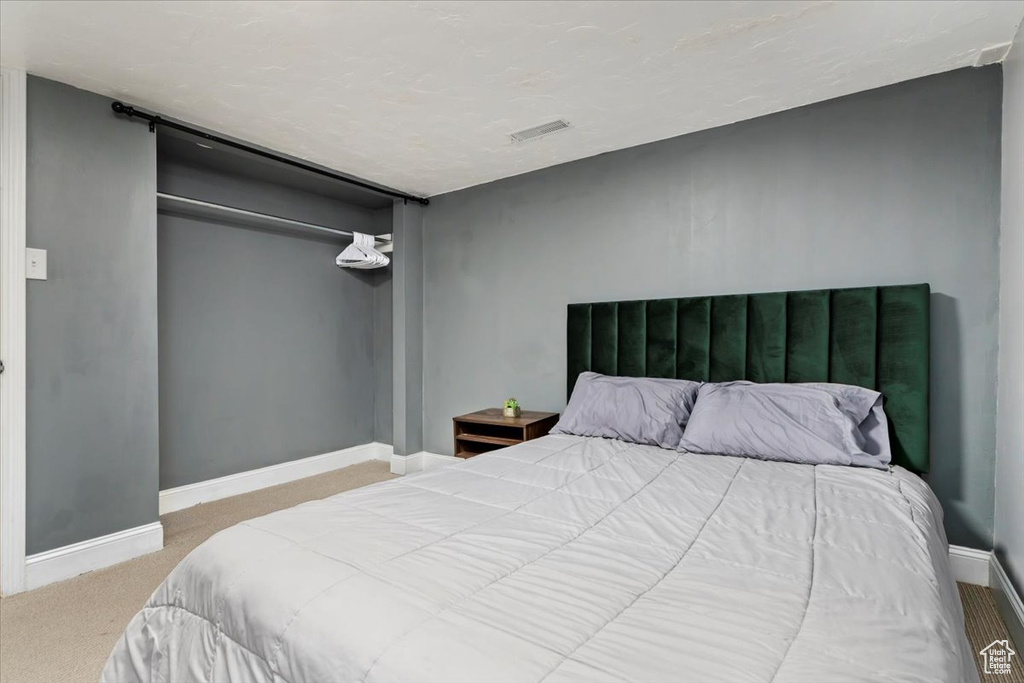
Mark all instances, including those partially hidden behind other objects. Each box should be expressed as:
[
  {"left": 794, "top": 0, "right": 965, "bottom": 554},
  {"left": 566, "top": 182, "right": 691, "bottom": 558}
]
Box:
[
  {"left": 996, "top": 23, "right": 1024, "bottom": 594},
  {"left": 393, "top": 201, "right": 425, "bottom": 456},
  {"left": 26, "top": 77, "right": 159, "bottom": 554},
  {"left": 372, "top": 207, "right": 394, "bottom": 445},
  {"left": 158, "top": 155, "right": 380, "bottom": 488},
  {"left": 422, "top": 67, "right": 1003, "bottom": 550}
]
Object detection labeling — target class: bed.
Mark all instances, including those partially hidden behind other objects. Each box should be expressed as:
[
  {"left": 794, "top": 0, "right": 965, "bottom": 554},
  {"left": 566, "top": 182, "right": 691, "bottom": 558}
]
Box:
[{"left": 103, "top": 284, "right": 978, "bottom": 683}]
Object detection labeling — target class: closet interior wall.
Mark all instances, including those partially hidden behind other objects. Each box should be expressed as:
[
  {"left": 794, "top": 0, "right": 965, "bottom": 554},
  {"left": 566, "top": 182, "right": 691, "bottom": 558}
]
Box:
[
  {"left": 371, "top": 207, "right": 394, "bottom": 446},
  {"left": 157, "top": 132, "right": 393, "bottom": 489}
]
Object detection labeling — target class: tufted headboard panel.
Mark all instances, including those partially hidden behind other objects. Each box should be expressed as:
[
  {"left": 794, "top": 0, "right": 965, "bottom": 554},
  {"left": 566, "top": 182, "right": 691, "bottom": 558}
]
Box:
[{"left": 566, "top": 284, "right": 930, "bottom": 473}]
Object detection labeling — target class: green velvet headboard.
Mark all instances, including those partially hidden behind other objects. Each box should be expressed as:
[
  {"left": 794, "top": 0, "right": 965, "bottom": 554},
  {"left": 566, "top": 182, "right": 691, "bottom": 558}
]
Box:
[{"left": 567, "top": 284, "right": 930, "bottom": 473}]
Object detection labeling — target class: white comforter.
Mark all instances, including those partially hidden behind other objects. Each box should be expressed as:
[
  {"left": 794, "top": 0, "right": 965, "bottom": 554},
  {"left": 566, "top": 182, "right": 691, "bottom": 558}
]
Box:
[{"left": 103, "top": 435, "right": 978, "bottom": 683}]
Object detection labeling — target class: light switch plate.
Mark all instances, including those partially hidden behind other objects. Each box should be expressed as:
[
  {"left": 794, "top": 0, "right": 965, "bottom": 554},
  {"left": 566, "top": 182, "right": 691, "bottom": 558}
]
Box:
[{"left": 26, "top": 248, "right": 47, "bottom": 280}]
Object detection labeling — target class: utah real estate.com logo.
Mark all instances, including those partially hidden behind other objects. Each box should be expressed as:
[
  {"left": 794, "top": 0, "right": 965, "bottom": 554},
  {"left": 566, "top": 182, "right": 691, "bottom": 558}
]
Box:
[{"left": 980, "top": 639, "right": 1016, "bottom": 675}]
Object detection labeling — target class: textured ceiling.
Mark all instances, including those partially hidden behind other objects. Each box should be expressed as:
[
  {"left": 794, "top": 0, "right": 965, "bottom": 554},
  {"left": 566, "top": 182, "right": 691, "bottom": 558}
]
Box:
[{"left": 2, "top": 1, "right": 1022, "bottom": 197}]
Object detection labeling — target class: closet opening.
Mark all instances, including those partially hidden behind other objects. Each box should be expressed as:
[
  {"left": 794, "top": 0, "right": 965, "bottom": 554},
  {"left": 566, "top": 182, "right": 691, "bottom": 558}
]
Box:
[{"left": 155, "top": 129, "right": 394, "bottom": 496}]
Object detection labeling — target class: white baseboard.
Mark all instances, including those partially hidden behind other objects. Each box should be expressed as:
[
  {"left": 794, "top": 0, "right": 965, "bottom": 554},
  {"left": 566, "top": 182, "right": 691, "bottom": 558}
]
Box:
[
  {"left": 389, "top": 452, "right": 418, "bottom": 475},
  {"left": 990, "top": 555, "right": 1024, "bottom": 650},
  {"left": 950, "top": 545, "right": 992, "bottom": 586},
  {"left": 160, "top": 442, "right": 392, "bottom": 515},
  {"left": 390, "top": 451, "right": 460, "bottom": 475},
  {"left": 25, "top": 521, "right": 163, "bottom": 591}
]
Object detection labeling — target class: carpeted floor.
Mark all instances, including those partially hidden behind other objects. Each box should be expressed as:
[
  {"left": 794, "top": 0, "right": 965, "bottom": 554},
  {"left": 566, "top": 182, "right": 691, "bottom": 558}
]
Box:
[
  {"left": 960, "top": 582, "right": 1024, "bottom": 683},
  {"left": 0, "top": 461, "right": 1019, "bottom": 683},
  {"left": 0, "top": 460, "right": 396, "bottom": 683}
]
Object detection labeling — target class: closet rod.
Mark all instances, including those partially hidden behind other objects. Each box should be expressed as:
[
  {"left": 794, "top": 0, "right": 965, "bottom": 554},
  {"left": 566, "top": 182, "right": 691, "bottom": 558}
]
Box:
[
  {"left": 157, "top": 192, "right": 392, "bottom": 246},
  {"left": 111, "top": 101, "right": 429, "bottom": 206}
]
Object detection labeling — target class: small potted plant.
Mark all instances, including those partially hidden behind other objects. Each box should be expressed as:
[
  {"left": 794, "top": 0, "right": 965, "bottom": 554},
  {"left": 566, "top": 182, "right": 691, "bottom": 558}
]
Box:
[{"left": 503, "top": 397, "right": 521, "bottom": 418}]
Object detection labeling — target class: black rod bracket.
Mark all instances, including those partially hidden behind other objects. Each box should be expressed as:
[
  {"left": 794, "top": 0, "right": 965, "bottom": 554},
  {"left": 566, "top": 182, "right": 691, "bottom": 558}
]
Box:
[{"left": 110, "top": 101, "right": 429, "bottom": 206}]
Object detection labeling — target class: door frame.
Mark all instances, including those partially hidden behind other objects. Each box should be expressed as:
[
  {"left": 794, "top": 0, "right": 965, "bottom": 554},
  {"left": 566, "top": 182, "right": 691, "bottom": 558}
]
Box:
[{"left": 1, "top": 67, "right": 28, "bottom": 596}]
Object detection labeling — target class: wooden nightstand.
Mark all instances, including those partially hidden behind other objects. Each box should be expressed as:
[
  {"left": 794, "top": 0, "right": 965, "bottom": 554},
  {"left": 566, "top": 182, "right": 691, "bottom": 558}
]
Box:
[{"left": 452, "top": 409, "right": 560, "bottom": 459}]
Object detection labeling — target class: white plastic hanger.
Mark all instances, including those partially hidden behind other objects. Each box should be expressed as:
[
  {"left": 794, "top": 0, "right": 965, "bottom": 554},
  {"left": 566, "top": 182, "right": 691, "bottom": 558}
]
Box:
[{"left": 336, "top": 232, "right": 390, "bottom": 269}]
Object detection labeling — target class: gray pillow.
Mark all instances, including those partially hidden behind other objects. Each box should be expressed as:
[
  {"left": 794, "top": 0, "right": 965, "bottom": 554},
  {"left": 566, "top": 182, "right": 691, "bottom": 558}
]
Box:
[
  {"left": 677, "top": 381, "right": 892, "bottom": 469},
  {"left": 552, "top": 372, "right": 701, "bottom": 449}
]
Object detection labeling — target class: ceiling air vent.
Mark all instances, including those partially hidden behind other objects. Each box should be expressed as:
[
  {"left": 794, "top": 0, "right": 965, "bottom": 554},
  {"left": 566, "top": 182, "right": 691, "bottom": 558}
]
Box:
[{"left": 509, "top": 119, "right": 571, "bottom": 144}]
